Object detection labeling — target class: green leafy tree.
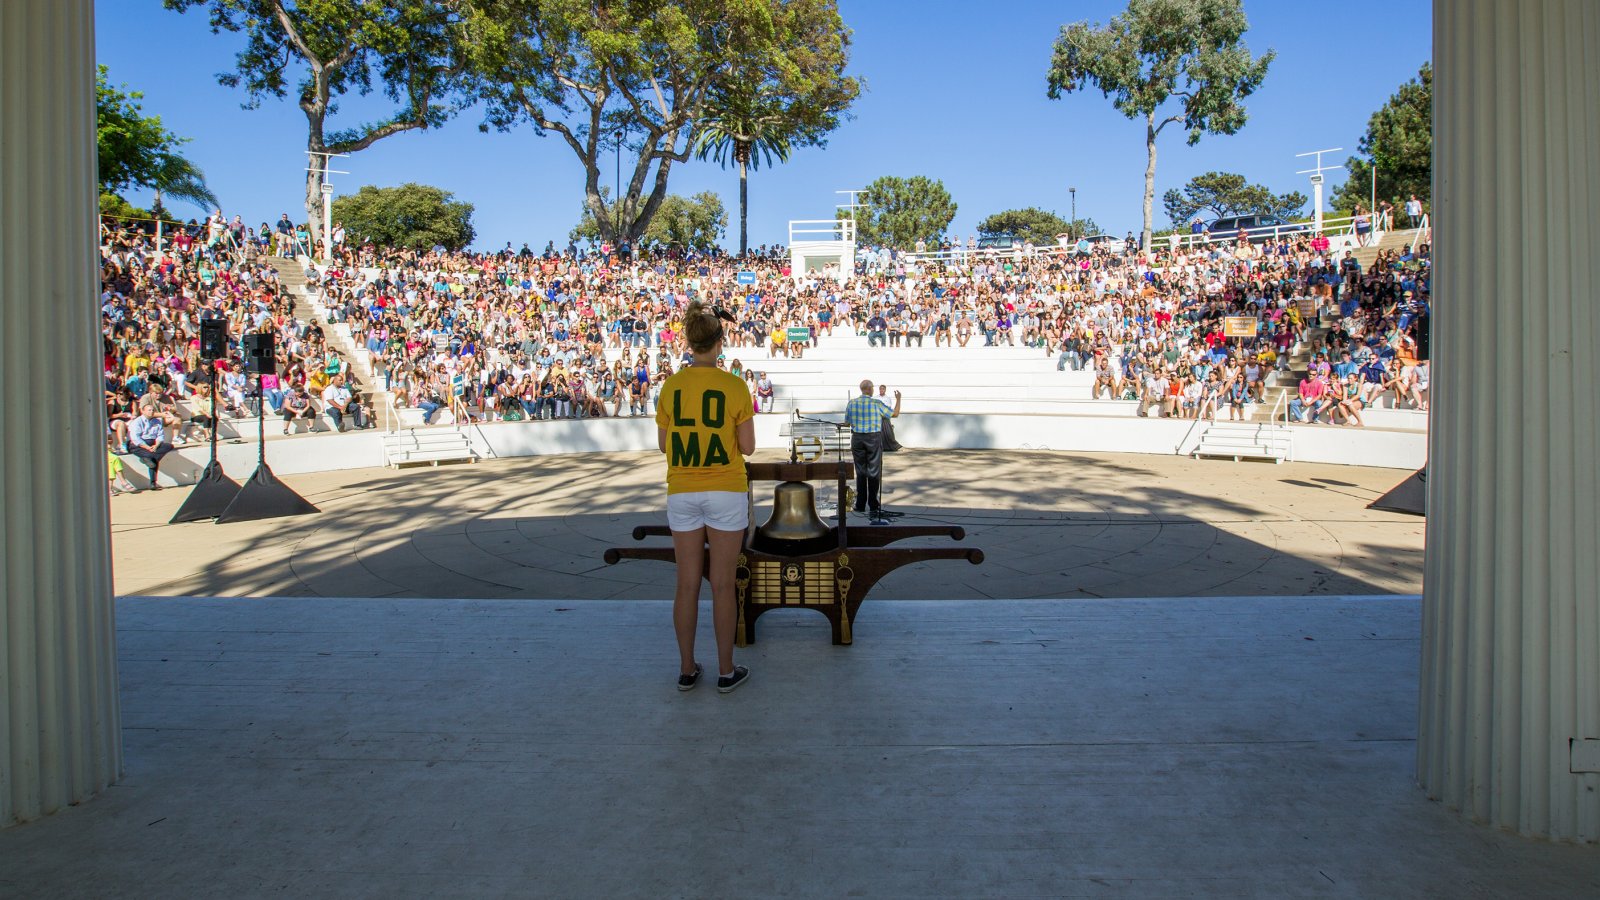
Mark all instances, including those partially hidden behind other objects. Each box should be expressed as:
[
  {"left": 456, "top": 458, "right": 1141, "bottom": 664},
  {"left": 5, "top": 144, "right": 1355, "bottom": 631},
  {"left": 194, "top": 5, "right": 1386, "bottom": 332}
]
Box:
[
  {"left": 99, "top": 193, "right": 151, "bottom": 221},
  {"left": 1162, "top": 171, "right": 1306, "bottom": 225},
  {"left": 1336, "top": 62, "right": 1432, "bottom": 213},
  {"left": 1046, "top": 0, "right": 1274, "bottom": 251},
  {"left": 96, "top": 65, "right": 219, "bottom": 212},
  {"left": 976, "top": 208, "right": 1103, "bottom": 246},
  {"left": 165, "top": 0, "right": 471, "bottom": 254},
  {"left": 570, "top": 190, "right": 727, "bottom": 252},
  {"left": 331, "top": 183, "right": 475, "bottom": 251},
  {"left": 465, "top": 0, "right": 857, "bottom": 246},
  {"left": 844, "top": 176, "right": 957, "bottom": 249}
]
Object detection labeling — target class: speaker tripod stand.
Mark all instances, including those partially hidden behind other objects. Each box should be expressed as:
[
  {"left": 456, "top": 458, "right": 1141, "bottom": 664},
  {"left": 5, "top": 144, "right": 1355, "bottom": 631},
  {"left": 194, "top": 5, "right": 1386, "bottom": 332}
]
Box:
[
  {"left": 216, "top": 338, "right": 319, "bottom": 524},
  {"left": 168, "top": 364, "right": 241, "bottom": 523}
]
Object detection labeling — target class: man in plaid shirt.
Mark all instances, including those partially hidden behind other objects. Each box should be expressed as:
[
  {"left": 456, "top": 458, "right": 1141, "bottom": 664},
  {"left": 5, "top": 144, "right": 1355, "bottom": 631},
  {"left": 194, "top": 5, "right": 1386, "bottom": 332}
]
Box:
[{"left": 846, "top": 380, "right": 902, "bottom": 523}]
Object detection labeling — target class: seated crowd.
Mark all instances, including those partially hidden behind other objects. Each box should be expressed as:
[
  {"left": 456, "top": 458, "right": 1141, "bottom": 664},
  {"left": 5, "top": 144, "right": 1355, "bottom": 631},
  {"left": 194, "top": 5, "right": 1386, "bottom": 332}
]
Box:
[
  {"left": 311, "top": 239, "right": 813, "bottom": 427},
  {"left": 99, "top": 218, "right": 376, "bottom": 490},
  {"left": 856, "top": 228, "right": 1431, "bottom": 425},
  {"left": 98, "top": 211, "right": 1430, "bottom": 491}
]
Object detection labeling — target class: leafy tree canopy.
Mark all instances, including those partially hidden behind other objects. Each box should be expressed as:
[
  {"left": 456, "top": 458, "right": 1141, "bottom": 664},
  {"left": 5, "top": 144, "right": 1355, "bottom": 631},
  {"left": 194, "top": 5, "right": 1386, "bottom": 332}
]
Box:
[
  {"left": 1162, "top": 171, "right": 1306, "bottom": 225},
  {"left": 849, "top": 176, "right": 957, "bottom": 249},
  {"left": 571, "top": 190, "right": 727, "bottom": 252},
  {"left": 331, "top": 183, "right": 475, "bottom": 252},
  {"left": 1046, "top": 0, "right": 1274, "bottom": 249},
  {"left": 165, "top": 0, "right": 472, "bottom": 247},
  {"left": 976, "top": 208, "right": 1103, "bottom": 245},
  {"left": 96, "top": 65, "right": 219, "bottom": 212},
  {"left": 465, "top": 0, "right": 856, "bottom": 245},
  {"left": 1336, "top": 62, "right": 1432, "bottom": 212}
]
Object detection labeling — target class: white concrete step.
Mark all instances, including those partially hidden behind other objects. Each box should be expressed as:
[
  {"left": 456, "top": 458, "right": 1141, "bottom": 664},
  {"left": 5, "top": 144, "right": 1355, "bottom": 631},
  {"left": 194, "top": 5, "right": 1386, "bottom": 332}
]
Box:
[
  {"left": 1193, "top": 421, "right": 1292, "bottom": 462},
  {"left": 383, "top": 428, "right": 476, "bottom": 467}
]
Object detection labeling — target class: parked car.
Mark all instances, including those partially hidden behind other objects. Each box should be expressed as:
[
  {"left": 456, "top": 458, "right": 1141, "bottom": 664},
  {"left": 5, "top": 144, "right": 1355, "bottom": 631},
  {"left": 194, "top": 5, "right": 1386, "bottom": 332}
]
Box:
[
  {"left": 976, "top": 233, "right": 1019, "bottom": 251},
  {"left": 1205, "top": 214, "right": 1310, "bottom": 243},
  {"left": 1078, "top": 234, "right": 1127, "bottom": 255}
]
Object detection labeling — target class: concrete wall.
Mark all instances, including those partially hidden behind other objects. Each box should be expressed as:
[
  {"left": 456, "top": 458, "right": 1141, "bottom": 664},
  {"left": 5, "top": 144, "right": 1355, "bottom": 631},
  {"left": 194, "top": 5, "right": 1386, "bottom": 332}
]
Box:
[{"left": 129, "top": 412, "right": 1424, "bottom": 488}]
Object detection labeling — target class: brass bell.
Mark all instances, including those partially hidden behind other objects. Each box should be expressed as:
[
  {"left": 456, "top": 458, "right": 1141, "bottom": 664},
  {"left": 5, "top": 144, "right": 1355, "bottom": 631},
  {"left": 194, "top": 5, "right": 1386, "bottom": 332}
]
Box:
[{"left": 757, "top": 480, "right": 831, "bottom": 542}]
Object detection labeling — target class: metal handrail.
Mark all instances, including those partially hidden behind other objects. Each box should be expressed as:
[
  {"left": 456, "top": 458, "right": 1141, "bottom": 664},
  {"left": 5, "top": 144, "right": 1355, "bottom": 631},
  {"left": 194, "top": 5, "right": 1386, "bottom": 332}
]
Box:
[
  {"left": 1165, "top": 213, "right": 1367, "bottom": 252},
  {"left": 788, "top": 219, "right": 855, "bottom": 243},
  {"left": 1175, "top": 409, "right": 1207, "bottom": 455},
  {"left": 1412, "top": 214, "right": 1431, "bottom": 247}
]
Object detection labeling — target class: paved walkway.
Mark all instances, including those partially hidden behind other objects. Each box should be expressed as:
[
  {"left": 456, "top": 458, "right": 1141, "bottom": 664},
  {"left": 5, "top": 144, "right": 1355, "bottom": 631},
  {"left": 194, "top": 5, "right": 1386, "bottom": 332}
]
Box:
[
  {"left": 3, "top": 596, "right": 1594, "bottom": 898},
  {"left": 111, "top": 450, "right": 1424, "bottom": 600}
]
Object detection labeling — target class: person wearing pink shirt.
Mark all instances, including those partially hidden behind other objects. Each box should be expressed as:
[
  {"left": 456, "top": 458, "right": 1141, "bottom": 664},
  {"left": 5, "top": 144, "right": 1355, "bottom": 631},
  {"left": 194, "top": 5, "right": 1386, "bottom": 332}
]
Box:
[{"left": 1289, "top": 374, "right": 1329, "bottom": 424}]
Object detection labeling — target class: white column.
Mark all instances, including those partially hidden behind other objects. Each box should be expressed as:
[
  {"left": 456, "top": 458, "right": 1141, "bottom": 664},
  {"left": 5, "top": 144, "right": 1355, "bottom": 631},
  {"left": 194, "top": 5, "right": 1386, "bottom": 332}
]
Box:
[
  {"left": 1, "top": 0, "right": 122, "bottom": 826},
  {"left": 1422, "top": 0, "right": 1600, "bottom": 841}
]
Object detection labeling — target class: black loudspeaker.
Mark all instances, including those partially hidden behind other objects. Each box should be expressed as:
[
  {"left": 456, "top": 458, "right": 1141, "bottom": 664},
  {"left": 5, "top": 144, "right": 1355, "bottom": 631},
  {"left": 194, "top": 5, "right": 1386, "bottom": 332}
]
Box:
[
  {"left": 242, "top": 332, "right": 275, "bottom": 374},
  {"left": 200, "top": 319, "right": 229, "bottom": 360}
]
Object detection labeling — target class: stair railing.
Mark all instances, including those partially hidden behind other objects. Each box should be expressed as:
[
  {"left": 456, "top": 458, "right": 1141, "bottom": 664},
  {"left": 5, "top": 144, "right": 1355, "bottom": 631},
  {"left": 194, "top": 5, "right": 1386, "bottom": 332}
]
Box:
[
  {"left": 1175, "top": 410, "right": 1207, "bottom": 456},
  {"left": 1271, "top": 390, "right": 1289, "bottom": 427}
]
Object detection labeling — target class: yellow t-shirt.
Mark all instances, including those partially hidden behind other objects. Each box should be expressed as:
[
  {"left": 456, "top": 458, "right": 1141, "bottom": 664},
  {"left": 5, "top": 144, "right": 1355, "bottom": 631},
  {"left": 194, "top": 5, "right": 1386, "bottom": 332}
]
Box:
[{"left": 656, "top": 365, "right": 752, "bottom": 495}]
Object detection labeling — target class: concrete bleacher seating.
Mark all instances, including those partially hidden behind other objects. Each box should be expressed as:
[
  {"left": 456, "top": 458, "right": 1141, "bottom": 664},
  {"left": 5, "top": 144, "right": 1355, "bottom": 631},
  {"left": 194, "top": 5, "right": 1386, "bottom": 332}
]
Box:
[
  {"left": 664, "top": 330, "right": 1428, "bottom": 428},
  {"left": 704, "top": 331, "right": 1119, "bottom": 416}
]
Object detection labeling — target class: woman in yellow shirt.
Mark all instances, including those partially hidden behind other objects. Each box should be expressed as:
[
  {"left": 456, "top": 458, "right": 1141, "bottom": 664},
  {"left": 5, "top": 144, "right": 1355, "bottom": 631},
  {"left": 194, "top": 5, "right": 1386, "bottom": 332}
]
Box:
[{"left": 656, "top": 302, "right": 756, "bottom": 693}]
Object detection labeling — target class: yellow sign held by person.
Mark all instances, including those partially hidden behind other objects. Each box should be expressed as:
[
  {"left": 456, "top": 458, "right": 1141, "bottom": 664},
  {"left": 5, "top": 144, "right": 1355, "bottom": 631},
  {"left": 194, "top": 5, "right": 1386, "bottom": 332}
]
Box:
[{"left": 1224, "top": 317, "right": 1259, "bottom": 338}]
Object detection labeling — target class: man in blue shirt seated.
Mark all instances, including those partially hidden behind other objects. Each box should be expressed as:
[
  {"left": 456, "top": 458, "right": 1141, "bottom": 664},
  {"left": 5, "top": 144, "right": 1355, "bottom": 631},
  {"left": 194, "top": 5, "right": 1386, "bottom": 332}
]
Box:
[
  {"left": 1333, "top": 350, "right": 1360, "bottom": 381},
  {"left": 866, "top": 310, "right": 888, "bottom": 347},
  {"left": 845, "top": 380, "right": 902, "bottom": 523},
  {"left": 127, "top": 402, "right": 175, "bottom": 490}
]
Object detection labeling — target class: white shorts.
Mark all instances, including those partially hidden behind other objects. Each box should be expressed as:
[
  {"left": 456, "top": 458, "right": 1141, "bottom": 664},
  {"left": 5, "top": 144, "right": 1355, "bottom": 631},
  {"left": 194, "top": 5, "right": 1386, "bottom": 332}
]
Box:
[{"left": 667, "top": 491, "right": 749, "bottom": 532}]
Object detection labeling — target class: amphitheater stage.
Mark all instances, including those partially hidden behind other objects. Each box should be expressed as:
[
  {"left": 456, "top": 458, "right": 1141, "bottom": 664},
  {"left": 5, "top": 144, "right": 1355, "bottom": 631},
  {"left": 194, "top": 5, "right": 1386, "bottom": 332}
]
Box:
[
  {"left": 109, "top": 449, "right": 1424, "bottom": 600},
  {"left": 3, "top": 594, "right": 1596, "bottom": 898}
]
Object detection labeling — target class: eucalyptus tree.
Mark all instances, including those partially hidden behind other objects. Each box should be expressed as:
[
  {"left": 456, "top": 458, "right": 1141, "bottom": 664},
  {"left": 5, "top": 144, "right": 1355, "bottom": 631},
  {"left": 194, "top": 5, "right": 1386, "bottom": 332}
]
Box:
[
  {"left": 1046, "top": 0, "right": 1274, "bottom": 251},
  {"left": 465, "top": 0, "right": 856, "bottom": 246},
  {"left": 164, "top": 0, "right": 471, "bottom": 253}
]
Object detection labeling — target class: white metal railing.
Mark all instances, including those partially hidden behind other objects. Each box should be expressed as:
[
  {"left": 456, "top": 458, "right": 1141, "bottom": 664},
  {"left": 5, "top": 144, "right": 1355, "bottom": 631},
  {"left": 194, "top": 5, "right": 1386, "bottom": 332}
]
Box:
[
  {"left": 1164, "top": 213, "right": 1373, "bottom": 253},
  {"left": 789, "top": 218, "right": 855, "bottom": 245},
  {"left": 896, "top": 242, "right": 1076, "bottom": 266},
  {"left": 1411, "top": 214, "right": 1431, "bottom": 248},
  {"left": 384, "top": 392, "right": 401, "bottom": 434},
  {"left": 1175, "top": 410, "right": 1207, "bottom": 456}
]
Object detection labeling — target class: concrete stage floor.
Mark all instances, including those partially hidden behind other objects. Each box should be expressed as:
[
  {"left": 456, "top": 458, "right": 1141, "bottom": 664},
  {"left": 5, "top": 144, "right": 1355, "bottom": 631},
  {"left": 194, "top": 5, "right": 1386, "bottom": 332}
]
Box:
[
  {"left": 109, "top": 450, "right": 1425, "bottom": 601},
  {"left": 3, "top": 596, "right": 1595, "bottom": 898}
]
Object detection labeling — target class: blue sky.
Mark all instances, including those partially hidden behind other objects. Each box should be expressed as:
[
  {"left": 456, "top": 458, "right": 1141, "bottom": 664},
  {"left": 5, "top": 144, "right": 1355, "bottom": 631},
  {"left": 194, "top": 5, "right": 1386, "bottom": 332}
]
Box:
[{"left": 95, "top": 0, "right": 1431, "bottom": 250}]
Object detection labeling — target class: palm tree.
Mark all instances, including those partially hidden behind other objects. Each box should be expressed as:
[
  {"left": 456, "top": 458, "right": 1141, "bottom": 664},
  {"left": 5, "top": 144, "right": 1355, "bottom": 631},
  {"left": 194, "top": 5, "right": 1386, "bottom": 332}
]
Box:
[
  {"left": 693, "top": 89, "right": 792, "bottom": 257},
  {"left": 150, "top": 153, "right": 220, "bottom": 212}
]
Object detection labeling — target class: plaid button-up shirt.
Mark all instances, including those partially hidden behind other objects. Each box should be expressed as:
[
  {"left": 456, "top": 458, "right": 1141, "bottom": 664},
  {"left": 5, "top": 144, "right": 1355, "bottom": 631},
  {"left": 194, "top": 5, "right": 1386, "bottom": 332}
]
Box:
[{"left": 846, "top": 395, "right": 893, "bottom": 434}]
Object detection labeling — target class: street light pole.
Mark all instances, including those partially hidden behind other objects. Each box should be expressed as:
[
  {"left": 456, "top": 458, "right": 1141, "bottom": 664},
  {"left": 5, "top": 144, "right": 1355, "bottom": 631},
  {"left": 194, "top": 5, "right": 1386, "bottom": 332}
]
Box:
[
  {"left": 1295, "top": 147, "right": 1343, "bottom": 235},
  {"left": 306, "top": 150, "right": 349, "bottom": 264},
  {"left": 1069, "top": 187, "right": 1077, "bottom": 238}
]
